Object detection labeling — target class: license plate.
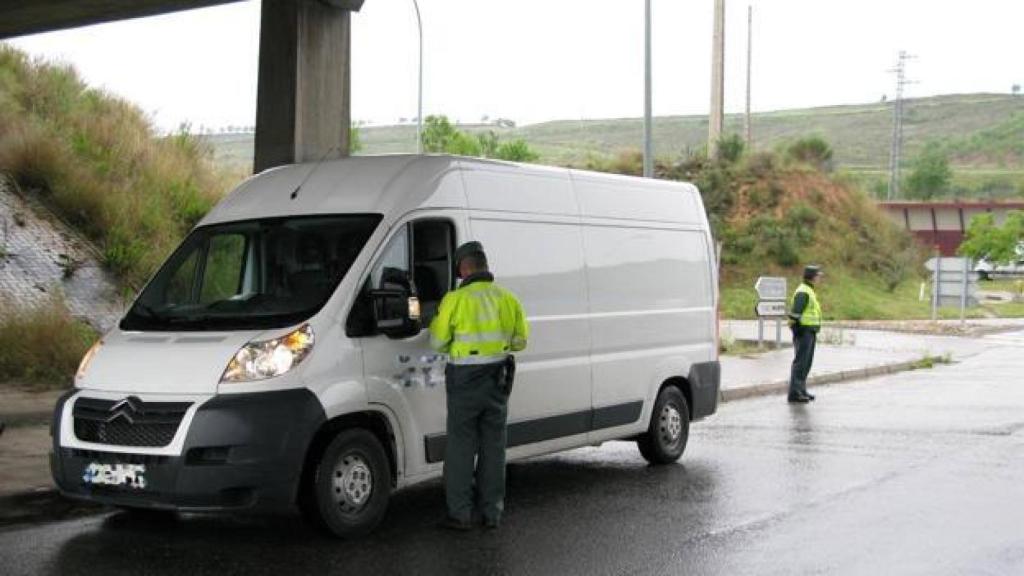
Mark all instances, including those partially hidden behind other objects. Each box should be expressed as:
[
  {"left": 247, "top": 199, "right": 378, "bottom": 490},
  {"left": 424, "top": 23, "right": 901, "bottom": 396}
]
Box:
[{"left": 82, "top": 462, "right": 148, "bottom": 490}]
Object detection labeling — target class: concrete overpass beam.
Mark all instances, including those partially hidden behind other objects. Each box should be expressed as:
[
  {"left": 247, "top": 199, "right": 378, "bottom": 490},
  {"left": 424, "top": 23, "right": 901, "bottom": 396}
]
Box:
[{"left": 254, "top": 0, "right": 361, "bottom": 173}]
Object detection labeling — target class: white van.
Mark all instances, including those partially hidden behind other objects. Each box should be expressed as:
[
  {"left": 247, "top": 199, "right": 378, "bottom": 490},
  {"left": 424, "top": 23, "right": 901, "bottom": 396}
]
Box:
[{"left": 52, "top": 155, "right": 720, "bottom": 537}]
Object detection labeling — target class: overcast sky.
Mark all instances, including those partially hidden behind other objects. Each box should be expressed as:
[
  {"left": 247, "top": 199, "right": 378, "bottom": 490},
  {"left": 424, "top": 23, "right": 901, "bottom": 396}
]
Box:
[{"left": 8, "top": 0, "right": 1022, "bottom": 132}]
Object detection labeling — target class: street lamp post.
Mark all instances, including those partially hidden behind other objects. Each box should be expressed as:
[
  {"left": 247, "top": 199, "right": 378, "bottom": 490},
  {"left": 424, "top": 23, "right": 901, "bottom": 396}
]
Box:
[{"left": 412, "top": 0, "right": 423, "bottom": 153}]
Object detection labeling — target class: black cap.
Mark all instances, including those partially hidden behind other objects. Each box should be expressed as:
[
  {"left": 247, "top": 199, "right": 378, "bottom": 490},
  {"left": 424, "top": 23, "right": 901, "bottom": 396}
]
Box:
[
  {"left": 454, "top": 241, "right": 485, "bottom": 267},
  {"left": 803, "top": 265, "right": 822, "bottom": 281}
]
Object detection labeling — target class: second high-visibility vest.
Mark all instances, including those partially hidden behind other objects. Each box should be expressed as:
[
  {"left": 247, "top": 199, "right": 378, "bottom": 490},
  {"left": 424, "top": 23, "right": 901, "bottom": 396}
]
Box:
[{"left": 792, "top": 283, "right": 822, "bottom": 328}]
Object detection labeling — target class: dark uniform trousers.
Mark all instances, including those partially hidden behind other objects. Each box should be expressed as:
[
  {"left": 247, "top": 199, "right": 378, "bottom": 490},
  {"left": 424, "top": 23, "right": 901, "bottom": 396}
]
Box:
[
  {"left": 789, "top": 327, "right": 817, "bottom": 399},
  {"left": 444, "top": 362, "right": 509, "bottom": 523}
]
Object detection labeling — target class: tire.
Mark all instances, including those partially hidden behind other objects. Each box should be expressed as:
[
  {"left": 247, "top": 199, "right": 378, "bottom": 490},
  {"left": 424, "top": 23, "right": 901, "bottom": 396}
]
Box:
[
  {"left": 302, "top": 428, "right": 392, "bottom": 538},
  {"left": 637, "top": 386, "right": 690, "bottom": 465}
]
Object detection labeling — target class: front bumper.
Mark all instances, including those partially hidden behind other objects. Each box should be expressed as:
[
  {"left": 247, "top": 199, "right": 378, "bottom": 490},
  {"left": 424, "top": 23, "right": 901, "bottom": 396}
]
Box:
[{"left": 51, "top": 389, "right": 325, "bottom": 511}]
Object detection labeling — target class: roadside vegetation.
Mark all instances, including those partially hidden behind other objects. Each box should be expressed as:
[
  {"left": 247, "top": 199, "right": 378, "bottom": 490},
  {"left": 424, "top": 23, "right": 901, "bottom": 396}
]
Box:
[
  {"left": 580, "top": 135, "right": 951, "bottom": 321},
  {"left": 0, "top": 293, "right": 97, "bottom": 388},
  {"left": 0, "top": 44, "right": 239, "bottom": 290},
  {"left": 420, "top": 115, "right": 539, "bottom": 161},
  {"left": 0, "top": 44, "right": 238, "bottom": 386}
]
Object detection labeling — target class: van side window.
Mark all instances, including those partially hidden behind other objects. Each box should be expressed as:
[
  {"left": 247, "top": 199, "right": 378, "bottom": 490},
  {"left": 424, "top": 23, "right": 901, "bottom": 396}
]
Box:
[
  {"left": 370, "top": 225, "right": 410, "bottom": 290},
  {"left": 346, "top": 219, "right": 455, "bottom": 337},
  {"left": 412, "top": 219, "right": 455, "bottom": 324},
  {"left": 347, "top": 226, "right": 411, "bottom": 337}
]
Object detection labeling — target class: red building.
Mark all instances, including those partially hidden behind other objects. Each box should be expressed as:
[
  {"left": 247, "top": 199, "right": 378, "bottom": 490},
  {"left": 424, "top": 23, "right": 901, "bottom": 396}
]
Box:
[{"left": 878, "top": 201, "right": 1024, "bottom": 256}]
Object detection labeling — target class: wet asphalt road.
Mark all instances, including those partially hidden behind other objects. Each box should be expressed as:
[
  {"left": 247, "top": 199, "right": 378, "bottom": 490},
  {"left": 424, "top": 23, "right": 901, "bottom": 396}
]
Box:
[{"left": 2, "top": 336, "right": 1023, "bottom": 576}]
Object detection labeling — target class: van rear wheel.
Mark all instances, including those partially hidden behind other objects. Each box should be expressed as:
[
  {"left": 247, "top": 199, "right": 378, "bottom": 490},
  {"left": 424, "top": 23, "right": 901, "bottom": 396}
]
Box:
[
  {"left": 637, "top": 386, "right": 690, "bottom": 464},
  {"left": 303, "top": 428, "right": 391, "bottom": 538}
]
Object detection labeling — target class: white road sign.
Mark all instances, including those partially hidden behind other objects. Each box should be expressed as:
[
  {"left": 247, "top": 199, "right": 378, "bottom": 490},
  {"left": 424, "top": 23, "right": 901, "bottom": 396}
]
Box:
[
  {"left": 755, "top": 276, "right": 787, "bottom": 301},
  {"left": 756, "top": 300, "right": 788, "bottom": 318}
]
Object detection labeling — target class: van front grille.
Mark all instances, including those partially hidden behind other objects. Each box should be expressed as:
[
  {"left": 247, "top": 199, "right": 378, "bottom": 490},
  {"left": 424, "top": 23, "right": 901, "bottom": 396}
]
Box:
[{"left": 73, "top": 397, "right": 191, "bottom": 448}]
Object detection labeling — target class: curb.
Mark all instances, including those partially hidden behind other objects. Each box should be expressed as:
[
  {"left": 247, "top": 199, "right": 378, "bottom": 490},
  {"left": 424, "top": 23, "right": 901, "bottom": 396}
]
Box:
[{"left": 720, "top": 359, "right": 923, "bottom": 403}]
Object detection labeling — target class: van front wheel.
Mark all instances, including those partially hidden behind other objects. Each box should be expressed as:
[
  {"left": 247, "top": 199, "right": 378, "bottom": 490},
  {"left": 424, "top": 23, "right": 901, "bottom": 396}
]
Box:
[
  {"left": 305, "top": 428, "right": 392, "bottom": 538},
  {"left": 637, "top": 386, "right": 690, "bottom": 464}
]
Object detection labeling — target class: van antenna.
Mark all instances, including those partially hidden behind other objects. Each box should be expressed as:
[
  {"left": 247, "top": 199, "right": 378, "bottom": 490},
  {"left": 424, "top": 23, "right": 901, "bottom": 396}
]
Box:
[{"left": 290, "top": 146, "right": 340, "bottom": 200}]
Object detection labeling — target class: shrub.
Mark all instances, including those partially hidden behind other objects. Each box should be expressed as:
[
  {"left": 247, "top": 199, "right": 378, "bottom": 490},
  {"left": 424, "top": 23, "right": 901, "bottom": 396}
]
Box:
[
  {"left": 0, "top": 293, "right": 97, "bottom": 387},
  {"left": 715, "top": 134, "right": 745, "bottom": 164},
  {"left": 495, "top": 139, "right": 540, "bottom": 162},
  {"left": 786, "top": 136, "right": 834, "bottom": 171}
]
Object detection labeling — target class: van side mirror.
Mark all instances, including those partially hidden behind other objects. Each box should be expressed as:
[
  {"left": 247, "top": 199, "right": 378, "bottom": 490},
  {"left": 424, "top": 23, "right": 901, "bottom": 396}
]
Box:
[{"left": 370, "top": 272, "right": 422, "bottom": 339}]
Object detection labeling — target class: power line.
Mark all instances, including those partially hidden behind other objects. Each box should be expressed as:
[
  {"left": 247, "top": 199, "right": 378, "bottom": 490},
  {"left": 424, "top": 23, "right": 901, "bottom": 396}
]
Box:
[{"left": 887, "top": 51, "right": 916, "bottom": 200}]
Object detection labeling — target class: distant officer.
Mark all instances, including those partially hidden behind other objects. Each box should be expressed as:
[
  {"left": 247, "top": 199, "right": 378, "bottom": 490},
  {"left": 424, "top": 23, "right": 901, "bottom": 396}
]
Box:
[
  {"left": 429, "top": 241, "right": 529, "bottom": 530},
  {"left": 788, "top": 265, "right": 823, "bottom": 403}
]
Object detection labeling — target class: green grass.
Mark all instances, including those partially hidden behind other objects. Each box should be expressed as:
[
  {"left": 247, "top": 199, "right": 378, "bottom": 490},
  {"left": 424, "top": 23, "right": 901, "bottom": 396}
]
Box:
[
  {"left": 722, "top": 268, "right": 1024, "bottom": 321},
  {"left": 208, "top": 93, "right": 1024, "bottom": 177},
  {"left": 0, "top": 293, "right": 97, "bottom": 388},
  {"left": 0, "top": 44, "right": 240, "bottom": 289},
  {"left": 978, "top": 278, "right": 1024, "bottom": 294}
]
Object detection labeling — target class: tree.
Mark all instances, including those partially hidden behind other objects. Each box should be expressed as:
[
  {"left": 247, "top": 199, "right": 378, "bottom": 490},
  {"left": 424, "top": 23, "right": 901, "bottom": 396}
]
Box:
[
  {"left": 1013, "top": 84, "right": 1021, "bottom": 96},
  {"left": 476, "top": 130, "right": 500, "bottom": 157},
  {"left": 421, "top": 115, "right": 460, "bottom": 153},
  {"left": 904, "top": 143, "right": 952, "bottom": 200},
  {"left": 421, "top": 115, "right": 538, "bottom": 162},
  {"left": 959, "top": 211, "right": 1024, "bottom": 264}
]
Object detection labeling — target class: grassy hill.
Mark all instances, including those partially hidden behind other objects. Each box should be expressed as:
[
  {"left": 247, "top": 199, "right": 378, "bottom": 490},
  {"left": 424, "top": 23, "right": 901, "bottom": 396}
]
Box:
[{"left": 208, "top": 93, "right": 1024, "bottom": 196}]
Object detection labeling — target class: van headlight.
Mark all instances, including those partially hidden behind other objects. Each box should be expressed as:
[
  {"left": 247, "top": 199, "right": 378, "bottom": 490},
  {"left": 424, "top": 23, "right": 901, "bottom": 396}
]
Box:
[
  {"left": 76, "top": 340, "right": 103, "bottom": 381},
  {"left": 220, "top": 325, "right": 315, "bottom": 383}
]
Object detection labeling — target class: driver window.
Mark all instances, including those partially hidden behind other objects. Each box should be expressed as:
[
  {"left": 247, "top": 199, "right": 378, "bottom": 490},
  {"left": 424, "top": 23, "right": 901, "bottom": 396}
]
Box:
[{"left": 412, "top": 219, "right": 455, "bottom": 324}]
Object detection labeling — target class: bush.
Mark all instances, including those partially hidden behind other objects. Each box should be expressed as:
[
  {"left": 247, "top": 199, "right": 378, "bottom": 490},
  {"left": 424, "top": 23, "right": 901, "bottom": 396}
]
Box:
[
  {"left": 495, "top": 139, "right": 540, "bottom": 162},
  {"left": 0, "top": 293, "right": 97, "bottom": 387},
  {"left": 786, "top": 136, "right": 834, "bottom": 171},
  {"left": 715, "top": 134, "right": 745, "bottom": 164}
]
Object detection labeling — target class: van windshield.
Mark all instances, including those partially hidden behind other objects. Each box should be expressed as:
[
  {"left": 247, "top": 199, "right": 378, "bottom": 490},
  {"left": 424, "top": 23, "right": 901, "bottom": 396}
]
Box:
[{"left": 120, "top": 214, "right": 381, "bottom": 332}]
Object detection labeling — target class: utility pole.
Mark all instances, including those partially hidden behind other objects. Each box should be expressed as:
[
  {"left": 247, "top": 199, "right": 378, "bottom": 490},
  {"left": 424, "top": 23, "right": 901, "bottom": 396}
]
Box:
[
  {"left": 744, "top": 5, "right": 752, "bottom": 146},
  {"left": 887, "top": 51, "right": 914, "bottom": 200},
  {"left": 643, "top": 0, "right": 653, "bottom": 178},
  {"left": 708, "top": 0, "right": 726, "bottom": 158}
]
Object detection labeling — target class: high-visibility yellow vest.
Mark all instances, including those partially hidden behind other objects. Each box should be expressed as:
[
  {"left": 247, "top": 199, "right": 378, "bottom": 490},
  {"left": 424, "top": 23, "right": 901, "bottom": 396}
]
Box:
[
  {"left": 429, "top": 277, "right": 529, "bottom": 365},
  {"left": 791, "top": 283, "right": 822, "bottom": 328}
]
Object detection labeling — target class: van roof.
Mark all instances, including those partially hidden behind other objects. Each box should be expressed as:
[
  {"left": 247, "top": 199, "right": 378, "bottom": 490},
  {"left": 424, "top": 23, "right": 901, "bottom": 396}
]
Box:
[{"left": 199, "top": 154, "right": 704, "bottom": 228}]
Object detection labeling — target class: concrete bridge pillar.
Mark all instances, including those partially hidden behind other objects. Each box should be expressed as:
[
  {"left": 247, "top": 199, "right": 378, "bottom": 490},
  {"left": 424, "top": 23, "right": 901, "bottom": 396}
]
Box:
[{"left": 254, "top": 0, "right": 363, "bottom": 173}]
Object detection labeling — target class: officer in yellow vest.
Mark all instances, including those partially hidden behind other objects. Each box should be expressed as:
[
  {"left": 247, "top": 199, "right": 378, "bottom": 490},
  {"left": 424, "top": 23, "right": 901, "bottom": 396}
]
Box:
[
  {"left": 788, "top": 265, "right": 823, "bottom": 403},
  {"left": 429, "top": 241, "right": 529, "bottom": 530}
]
